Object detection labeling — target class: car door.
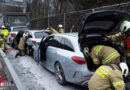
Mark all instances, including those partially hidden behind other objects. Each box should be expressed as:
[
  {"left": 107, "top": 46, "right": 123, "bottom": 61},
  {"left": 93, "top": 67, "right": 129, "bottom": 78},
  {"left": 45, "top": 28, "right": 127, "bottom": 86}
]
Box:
[{"left": 45, "top": 36, "right": 63, "bottom": 71}]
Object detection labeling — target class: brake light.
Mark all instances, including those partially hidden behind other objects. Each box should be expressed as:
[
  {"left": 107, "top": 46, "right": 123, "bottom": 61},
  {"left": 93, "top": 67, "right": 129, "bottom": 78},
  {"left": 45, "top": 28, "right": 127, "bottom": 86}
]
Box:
[
  {"left": 10, "top": 33, "right": 16, "bottom": 37},
  {"left": 32, "top": 40, "right": 36, "bottom": 44},
  {"left": 71, "top": 56, "right": 86, "bottom": 64}
]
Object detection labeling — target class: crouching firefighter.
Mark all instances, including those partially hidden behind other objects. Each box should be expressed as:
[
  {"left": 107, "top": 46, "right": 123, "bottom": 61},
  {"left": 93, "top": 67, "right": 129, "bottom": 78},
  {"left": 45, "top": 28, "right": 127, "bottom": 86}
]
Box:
[
  {"left": 88, "top": 63, "right": 129, "bottom": 90},
  {"left": 17, "top": 33, "right": 29, "bottom": 56},
  {"left": 84, "top": 45, "right": 121, "bottom": 65},
  {"left": 107, "top": 20, "right": 130, "bottom": 78}
]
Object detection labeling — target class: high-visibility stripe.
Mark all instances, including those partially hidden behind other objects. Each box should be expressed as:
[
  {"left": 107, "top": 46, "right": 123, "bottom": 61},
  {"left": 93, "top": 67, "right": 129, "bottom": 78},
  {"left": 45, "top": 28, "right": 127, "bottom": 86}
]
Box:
[
  {"left": 96, "top": 66, "right": 110, "bottom": 78},
  {"left": 94, "top": 58, "right": 99, "bottom": 62},
  {"left": 94, "top": 45, "right": 103, "bottom": 56},
  {"left": 127, "top": 53, "right": 130, "bottom": 57},
  {"left": 112, "top": 81, "right": 125, "bottom": 86},
  {"left": 103, "top": 51, "right": 119, "bottom": 64}
]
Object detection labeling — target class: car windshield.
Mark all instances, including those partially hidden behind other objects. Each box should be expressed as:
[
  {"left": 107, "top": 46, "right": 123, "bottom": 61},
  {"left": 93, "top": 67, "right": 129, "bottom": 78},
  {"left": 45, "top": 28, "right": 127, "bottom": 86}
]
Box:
[
  {"left": 34, "top": 32, "right": 49, "bottom": 38},
  {"left": 13, "top": 27, "right": 28, "bottom": 32}
]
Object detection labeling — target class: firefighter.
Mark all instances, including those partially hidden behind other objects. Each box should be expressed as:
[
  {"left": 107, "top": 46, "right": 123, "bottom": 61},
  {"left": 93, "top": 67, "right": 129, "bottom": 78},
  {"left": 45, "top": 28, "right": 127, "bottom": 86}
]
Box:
[
  {"left": 84, "top": 45, "right": 120, "bottom": 65},
  {"left": 107, "top": 20, "right": 130, "bottom": 78},
  {"left": 88, "top": 63, "right": 128, "bottom": 90},
  {"left": 58, "top": 24, "right": 64, "bottom": 33},
  {"left": 0, "top": 31, "right": 5, "bottom": 51},
  {"left": 1, "top": 25, "right": 9, "bottom": 41},
  {"left": 17, "top": 33, "right": 28, "bottom": 56},
  {"left": 1, "top": 25, "right": 9, "bottom": 51},
  {"left": 46, "top": 27, "right": 59, "bottom": 34}
]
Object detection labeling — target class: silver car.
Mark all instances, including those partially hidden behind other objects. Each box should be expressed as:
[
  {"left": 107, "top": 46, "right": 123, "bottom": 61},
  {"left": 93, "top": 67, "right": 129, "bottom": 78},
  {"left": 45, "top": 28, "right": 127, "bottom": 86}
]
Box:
[
  {"left": 33, "top": 10, "right": 129, "bottom": 86},
  {"left": 33, "top": 33, "right": 93, "bottom": 86}
]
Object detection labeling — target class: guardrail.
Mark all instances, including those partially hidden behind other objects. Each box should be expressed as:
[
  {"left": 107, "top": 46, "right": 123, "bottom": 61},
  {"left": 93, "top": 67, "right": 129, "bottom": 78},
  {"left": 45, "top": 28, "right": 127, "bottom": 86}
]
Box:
[{"left": 0, "top": 49, "right": 26, "bottom": 90}]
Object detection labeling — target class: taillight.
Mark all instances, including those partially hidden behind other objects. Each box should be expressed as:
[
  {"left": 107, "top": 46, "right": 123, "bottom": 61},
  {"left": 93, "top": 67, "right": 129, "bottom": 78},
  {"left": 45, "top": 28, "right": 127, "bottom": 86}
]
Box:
[
  {"left": 10, "top": 33, "right": 16, "bottom": 37},
  {"left": 71, "top": 56, "right": 86, "bottom": 64},
  {"left": 32, "top": 40, "right": 36, "bottom": 44}
]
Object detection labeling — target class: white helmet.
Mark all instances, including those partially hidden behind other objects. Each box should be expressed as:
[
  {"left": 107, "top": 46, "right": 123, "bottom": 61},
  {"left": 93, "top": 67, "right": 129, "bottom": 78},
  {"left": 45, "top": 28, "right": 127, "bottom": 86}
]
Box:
[
  {"left": 120, "top": 20, "right": 130, "bottom": 32},
  {"left": 58, "top": 24, "right": 63, "bottom": 28},
  {"left": 1, "top": 25, "right": 5, "bottom": 29},
  {"left": 119, "top": 62, "right": 129, "bottom": 77},
  {"left": 84, "top": 47, "right": 89, "bottom": 57}
]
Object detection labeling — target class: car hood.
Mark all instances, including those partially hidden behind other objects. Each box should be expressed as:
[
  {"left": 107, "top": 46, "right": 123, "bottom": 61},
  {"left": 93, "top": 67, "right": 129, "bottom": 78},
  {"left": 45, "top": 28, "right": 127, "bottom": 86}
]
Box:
[{"left": 78, "top": 10, "right": 129, "bottom": 37}]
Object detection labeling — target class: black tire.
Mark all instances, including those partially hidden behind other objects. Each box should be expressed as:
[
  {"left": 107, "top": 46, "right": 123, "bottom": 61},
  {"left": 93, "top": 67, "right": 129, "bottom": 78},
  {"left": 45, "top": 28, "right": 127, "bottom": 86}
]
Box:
[{"left": 54, "top": 62, "right": 67, "bottom": 85}]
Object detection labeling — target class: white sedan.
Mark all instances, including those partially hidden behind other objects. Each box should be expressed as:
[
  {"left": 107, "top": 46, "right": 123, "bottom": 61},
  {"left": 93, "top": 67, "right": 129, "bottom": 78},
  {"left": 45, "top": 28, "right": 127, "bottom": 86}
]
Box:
[
  {"left": 7, "top": 26, "right": 28, "bottom": 44},
  {"left": 24, "top": 30, "right": 51, "bottom": 56}
]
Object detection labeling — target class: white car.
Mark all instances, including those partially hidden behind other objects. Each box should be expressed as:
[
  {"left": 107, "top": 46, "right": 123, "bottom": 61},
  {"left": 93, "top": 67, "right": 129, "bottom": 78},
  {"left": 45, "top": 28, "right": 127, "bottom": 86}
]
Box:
[
  {"left": 7, "top": 26, "right": 28, "bottom": 44},
  {"left": 24, "top": 30, "right": 51, "bottom": 56}
]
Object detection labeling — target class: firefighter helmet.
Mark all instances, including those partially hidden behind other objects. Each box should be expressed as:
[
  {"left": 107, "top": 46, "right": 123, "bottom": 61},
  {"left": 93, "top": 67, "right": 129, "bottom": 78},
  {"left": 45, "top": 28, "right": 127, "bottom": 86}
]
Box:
[
  {"left": 1, "top": 25, "right": 5, "bottom": 29},
  {"left": 58, "top": 24, "right": 63, "bottom": 28},
  {"left": 119, "top": 62, "right": 129, "bottom": 77},
  {"left": 120, "top": 20, "right": 130, "bottom": 32},
  {"left": 84, "top": 47, "right": 89, "bottom": 57}
]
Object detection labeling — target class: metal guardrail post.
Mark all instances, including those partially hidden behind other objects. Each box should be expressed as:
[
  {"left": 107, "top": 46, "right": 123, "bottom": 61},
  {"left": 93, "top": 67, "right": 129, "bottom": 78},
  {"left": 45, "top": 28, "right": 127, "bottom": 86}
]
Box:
[{"left": 0, "top": 49, "right": 26, "bottom": 90}]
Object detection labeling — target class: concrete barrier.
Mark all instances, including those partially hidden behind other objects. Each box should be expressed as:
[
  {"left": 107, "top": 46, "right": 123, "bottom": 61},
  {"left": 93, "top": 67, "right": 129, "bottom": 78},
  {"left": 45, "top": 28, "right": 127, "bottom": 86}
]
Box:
[{"left": 0, "top": 49, "right": 26, "bottom": 90}]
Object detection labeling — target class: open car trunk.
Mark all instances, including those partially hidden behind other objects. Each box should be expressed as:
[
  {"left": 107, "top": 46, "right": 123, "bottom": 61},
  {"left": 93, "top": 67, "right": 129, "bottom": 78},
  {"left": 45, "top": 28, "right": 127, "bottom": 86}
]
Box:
[{"left": 78, "top": 10, "right": 130, "bottom": 71}]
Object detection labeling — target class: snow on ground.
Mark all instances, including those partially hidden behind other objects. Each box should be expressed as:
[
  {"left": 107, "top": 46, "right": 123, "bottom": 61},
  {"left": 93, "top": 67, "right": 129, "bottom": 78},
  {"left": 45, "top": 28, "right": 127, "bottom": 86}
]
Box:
[{"left": 6, "top": 50, "right": 87, "bottom": 90}]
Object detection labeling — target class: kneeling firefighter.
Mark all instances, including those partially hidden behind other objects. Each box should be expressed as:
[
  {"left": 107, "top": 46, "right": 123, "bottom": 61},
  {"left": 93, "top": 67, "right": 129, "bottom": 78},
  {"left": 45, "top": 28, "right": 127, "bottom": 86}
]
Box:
[{"left": 88, "top": 63, "right": 129, "bottom": 90}]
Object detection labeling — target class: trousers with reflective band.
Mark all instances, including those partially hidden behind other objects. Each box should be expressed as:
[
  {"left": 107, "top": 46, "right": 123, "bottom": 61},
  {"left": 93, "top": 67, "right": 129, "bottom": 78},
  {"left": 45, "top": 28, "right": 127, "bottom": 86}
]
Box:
[{"left": 103, "top": 51, "right": 119, "bottom": 64}]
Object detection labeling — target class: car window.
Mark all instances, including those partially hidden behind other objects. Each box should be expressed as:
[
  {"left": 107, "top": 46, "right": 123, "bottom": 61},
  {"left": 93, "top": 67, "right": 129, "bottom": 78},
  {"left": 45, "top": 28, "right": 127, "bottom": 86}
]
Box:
[
  {"left": 48, "top": 36, "right": 63, "bottom": 48},
  {"left": 63, "top": 38, "right": 74, "bottom": 51},
  {"left": 13, "top": 27, "right": 28, "bottom": 32},
  {"left": 34, "top": 32, "right": 49, "bottom": 39}
]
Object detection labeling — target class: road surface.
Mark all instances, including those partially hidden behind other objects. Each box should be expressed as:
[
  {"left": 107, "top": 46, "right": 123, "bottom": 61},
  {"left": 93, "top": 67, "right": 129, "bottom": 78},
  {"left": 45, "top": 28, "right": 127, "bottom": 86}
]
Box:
[{"left": 6, "top": 50, "right": 87, "bottom": 90}]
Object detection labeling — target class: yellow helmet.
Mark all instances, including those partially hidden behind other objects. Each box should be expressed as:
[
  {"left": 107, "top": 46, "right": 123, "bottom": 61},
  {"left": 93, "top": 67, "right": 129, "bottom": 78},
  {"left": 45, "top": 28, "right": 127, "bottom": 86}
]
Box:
[{"left": 120, "top": 20, "right": 130, "bottom": 32}]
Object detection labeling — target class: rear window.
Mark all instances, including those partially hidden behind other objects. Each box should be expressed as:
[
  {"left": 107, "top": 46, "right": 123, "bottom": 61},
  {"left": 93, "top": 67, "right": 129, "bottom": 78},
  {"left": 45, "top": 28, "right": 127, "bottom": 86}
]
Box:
[
  {"left": 34, "top": 32, "right": 49, "bottom": 38},
  {"left": 84, "top": 21, "right": 114, "bottom": 30},
  {"left": 13, "top": 27, "right": 28, "bottom": 32}
]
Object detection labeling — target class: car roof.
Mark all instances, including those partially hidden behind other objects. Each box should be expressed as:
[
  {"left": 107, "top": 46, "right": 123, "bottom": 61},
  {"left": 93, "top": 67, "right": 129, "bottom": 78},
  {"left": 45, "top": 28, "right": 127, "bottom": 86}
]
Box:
[
  {"left": 26, "top": 30, "right": 50, "bottom": 33},
  {"left": 11, "top": 26, "right": 28, "bottom": 28},
  {"left": 54, "top": 33, "right": 78, "bottom": 38}
]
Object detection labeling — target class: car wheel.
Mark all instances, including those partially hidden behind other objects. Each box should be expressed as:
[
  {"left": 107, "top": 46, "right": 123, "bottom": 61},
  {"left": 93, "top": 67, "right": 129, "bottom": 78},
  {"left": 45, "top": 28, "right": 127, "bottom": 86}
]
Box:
[{"left": 54, "top": 62, "right": 67, "bottom": 85}]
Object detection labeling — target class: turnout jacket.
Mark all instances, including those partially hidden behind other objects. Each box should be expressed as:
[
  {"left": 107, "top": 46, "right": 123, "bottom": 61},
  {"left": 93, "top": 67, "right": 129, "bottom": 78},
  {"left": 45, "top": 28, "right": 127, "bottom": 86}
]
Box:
[
  {"left": 90, "top": 45, "right": 120, "bottom": 65},
  {"left": 88, "top": 64, "right": 125, "bottom": 90},
  {"left": 108, "top": 32, "right": 130, "bottom": 64}
]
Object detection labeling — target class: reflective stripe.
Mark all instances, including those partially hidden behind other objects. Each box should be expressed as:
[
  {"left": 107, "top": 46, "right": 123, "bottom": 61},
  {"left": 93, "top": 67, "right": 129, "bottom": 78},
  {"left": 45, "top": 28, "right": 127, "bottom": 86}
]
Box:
[
  {"left": 94, "top": 58, "right": 99, "bottom": 62},
  {"left": 94, "top": 45, "right": 103, "bottom": 56},
  {"left": 112, "top": 81, "right": 125, "bottom": 87},
  {"left": 127, "top": 53, "right": 130, "bottom": 57},
  {"left": 103, "top": 51, "right": 119, "bottom": 64},
  {"left": 96, "top": 66, "right": 110, "bottom": 78},
  {"left": 112, "top": 36, "right": 116, "bottom": 41},
  {"left": 120, "top": 42, "right": 124, "bottom": 48}
]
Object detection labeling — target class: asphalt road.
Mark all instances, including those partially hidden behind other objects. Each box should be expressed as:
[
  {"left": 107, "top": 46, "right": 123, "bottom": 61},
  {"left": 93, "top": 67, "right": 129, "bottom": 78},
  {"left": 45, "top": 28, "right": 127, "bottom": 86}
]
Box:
[{"left": 6, "top": 50, "right": 88, "bottom": 90}]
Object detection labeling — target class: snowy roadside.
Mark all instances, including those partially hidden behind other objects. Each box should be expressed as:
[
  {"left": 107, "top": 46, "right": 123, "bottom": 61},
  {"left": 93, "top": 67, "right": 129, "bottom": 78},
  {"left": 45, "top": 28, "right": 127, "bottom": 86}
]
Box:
[{"left": 6, "top": 50, "right": 87, "bottom": 90}]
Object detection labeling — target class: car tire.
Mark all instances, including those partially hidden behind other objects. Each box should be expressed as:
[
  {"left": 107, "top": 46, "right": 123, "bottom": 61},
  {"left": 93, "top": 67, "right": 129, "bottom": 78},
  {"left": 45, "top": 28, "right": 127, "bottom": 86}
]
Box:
[{"left": 54, "top": 62, "right": 67, "bottom": 85}]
